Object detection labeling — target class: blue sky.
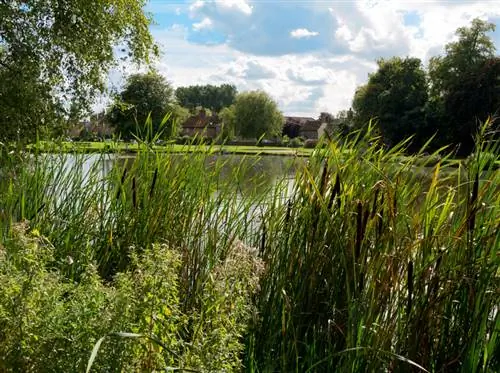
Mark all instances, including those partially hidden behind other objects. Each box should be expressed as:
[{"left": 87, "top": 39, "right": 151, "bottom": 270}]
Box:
[{"left": 103, "top": 0, "right": 500, "bottom": 117}]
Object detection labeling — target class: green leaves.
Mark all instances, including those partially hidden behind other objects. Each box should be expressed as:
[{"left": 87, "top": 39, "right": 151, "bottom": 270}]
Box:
[
  {"left": 427, "top": 19, "right": 498, "bottom": 155},
  {"left": 175, "top": 84, "right": 237, "bottom": 113},
  {"left": 351, "top": 18, "right": 498, "bottom": 155},
  {"left": 352, "top": 57, "right": 428, "bottom": 150},
  {"left": 233, "top": 90, "right": 284, "bottom": 140},
  {"left": 106, "top": 71, "right": 179, "bottom": 140},
  {"left": 0, "top": 0, "right": 157, "bottom": 142}
]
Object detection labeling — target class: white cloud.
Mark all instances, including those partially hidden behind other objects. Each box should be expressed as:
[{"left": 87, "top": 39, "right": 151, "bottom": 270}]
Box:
[
  {"left": 99, "top": 1, "right": 500, "bottom": 117},
  {"left": 193, "top": 17, "right": 213, "bottom": 31},
  {"left": 189, "top": 0, "right": 205, "bottom": 12},
  {"left": 190, "top": 0, "right": 252, "bottom": 16},
  {"left": 290, "top": 28, "right": 320, "bottom": 39},
  {"left": 216, "top": 0, "right": 252, "bottom": 15}
]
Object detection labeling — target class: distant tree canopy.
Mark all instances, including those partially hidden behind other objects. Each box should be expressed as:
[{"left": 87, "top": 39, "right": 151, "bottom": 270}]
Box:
[
  {"left": 428, "top": 19, "right": 499, "bottom": 154},
  {"left": 353, "top": 57, "right": 428, "bottom": 150},
  {"left": 0, "top": 0, "right": 157, "bottom": 142},
  {"left": 219, "top": 105, "right": 237, "bottom": 140},
  {"left": 351, "top": 18, "right": 499, "bottom": 155},
  {"left": 175, "top": 84, "right": 237, "bottom": 113},
  {"left": 231, "top": 91, "right": 283, "bottom": 139},
  {"left": 106, "top": 72, "right": 187, "bottom": 140}
]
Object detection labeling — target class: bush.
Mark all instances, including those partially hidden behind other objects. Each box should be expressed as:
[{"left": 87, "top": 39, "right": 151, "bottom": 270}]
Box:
[
  {"left": 288, "top": 137, "right": 304, "bottom": 148},
  {"left": 0, "top": 222, "right": 264, "bottom": 372},
  {"left": 0, "top": 222, "right": 133, "bottom": 372},
  {"left": 304, "top": 139, "right": 318, "bottom": 148}
]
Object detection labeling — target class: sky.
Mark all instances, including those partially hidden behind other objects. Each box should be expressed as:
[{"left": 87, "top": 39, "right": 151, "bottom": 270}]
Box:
[{"left": 102, "top": 0, "right": 500, "bottom": 118}]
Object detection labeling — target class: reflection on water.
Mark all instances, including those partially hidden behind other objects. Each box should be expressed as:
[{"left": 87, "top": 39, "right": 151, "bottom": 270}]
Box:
[{"left": 61, "top": 153, "right": 302, "bottom": 194}]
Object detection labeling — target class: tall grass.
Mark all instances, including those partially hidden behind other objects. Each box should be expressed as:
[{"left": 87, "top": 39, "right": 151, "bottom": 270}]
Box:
[
  {"left": 0, "top": 121, "right": 498, "bottom": 372},
  {"left": 250, "top": 121, "right": 499, "bottom": 372}
]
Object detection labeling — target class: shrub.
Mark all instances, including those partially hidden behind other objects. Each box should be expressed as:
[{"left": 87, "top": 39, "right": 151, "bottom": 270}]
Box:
[
  {"left": 0, "top": 222, "right": 134, "bottom": 372},
  {"left": 0, "top": 222, "right": 264, "bottom": 372},
  {"left": 288, "top": 137, "right": 303, "bottom": 148},
  {"left": 304, "top": 139, "right": 318, "bottom": 148}
]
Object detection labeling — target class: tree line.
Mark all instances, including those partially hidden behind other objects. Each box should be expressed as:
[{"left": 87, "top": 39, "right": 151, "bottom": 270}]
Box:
[
  {"left": 106, "top": 18, "right": 500, "bottom": 154},
  {"left": 349, "top": 19, "right": 499, "bottom": 155},
  {"left": 106, "top": 77, "right": 284, "bottom": 141},
  {"left": 0, "top": 3, "right": 498, "bottom": 155}
]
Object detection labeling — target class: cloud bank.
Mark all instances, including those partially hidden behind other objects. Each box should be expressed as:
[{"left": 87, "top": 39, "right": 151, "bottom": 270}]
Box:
[{"left": 100, "top": 0, "right": 500, "bottom": 117}]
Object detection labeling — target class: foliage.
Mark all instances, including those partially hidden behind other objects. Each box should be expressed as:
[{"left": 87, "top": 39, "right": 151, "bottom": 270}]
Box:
[
  {"left": 428, "top": 18, "right": 498, "bottom": 154},
  {"left": 0, "top": 222, "right": 134, "bottom": 372},
  {"left": 352, "top": 57, "right": 428, "bottom": 150},
  {"left": 1, "top": 119, "right": 499, "bottom": 372},
  {"left": 0, "top": 224, "right": 263, "bottom": 372},
  {"left": 0, "top": 0, "right": 157, "bottom": 142},
  {"left": 219, "top": 104, "right": 237, "bottom": 140},
  {"left": 289, "top": 136, "right": 304, "bottom": 148},
  {"left": 233, "top": 91, "right": 284, "bottom": 139},
  {"left": 304, "top": 139, "right": 318, "bottom": 148},
  {"left": 175, "top": 84, "right": 237, "bottom": 112},
  {"left": 106, "top": 71, "right": 181, "bottom": 140},
  {"left": 250, "top": 120, "right": 499, "bottom": 372},
  {"left": 428, "top": 19, "right": 496, "bottom": 99}
]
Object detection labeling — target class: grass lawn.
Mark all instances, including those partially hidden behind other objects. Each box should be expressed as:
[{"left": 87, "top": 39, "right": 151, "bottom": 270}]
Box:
[
  {"left": 28, "top": 140, "right": 499, "bottom": 169},
  {"left": 31, "top": 140, "right": 315, "bottom": 156}
]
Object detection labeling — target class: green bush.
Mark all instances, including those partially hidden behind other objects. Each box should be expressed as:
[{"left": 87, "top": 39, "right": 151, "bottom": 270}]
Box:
[
  {"left": 304, "top": 139, "right": 318, "bottom": 148},
  {"left": 0, "top": 222, "right": 264, "bottom": 372},
  {"left": 289, "top": 137, "right": 304, "bottom": 148},
  {"left": 0, "top": 222, "right": 133, "bottom": 372}
]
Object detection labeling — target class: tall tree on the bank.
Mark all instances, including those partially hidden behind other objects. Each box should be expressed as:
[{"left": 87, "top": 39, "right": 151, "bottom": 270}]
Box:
[
  {"left": 219, "top": 105, "right": 237, "bottom": 140},
  {"left": 175, "top": 84, "right": 237, "bottom": 112},
  {"left": 428, "top": 18, "right": 499, "bottom": 154},
  {"left": 0, "top": 0, "right": 157, "bottom": 142},
  {"left": 352, "top": 57, "right": 428, "bottom": 150},
  {"left": 231, "top": 91, "right": 283, "bottom": 140},
  {"left": 106, "top": 72, "right": 188, "bottom": 140}
]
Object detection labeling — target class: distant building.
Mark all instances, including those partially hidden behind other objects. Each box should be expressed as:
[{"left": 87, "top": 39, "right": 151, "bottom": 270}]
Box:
[
  {"left": 283, "top": 116, "right": 323, "bottom": 140},
  {"left": 181, "top": 109, "right": 219, "bottom": 138},
  {"left": 67, "top": 113, "right": 114, "bottom": 139}
]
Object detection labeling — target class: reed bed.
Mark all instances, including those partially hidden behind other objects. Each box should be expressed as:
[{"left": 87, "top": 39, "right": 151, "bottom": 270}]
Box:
[{"left": 0, "top": 122, "right": 498, "bottom": 372}]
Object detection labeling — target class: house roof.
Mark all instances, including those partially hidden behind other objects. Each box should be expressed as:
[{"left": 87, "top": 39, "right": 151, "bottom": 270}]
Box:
[
  {"left": 284, "top": 116, "right": 321, "bottom": 131},
  {"left": 284, "top": 116, "right": 316, "bottom": 124},
  {"left": 182, "top": 112, "right": 219, "bottom": 129},
  {"left": 300, "top": 120, "right": 321, "bottom": 131}
]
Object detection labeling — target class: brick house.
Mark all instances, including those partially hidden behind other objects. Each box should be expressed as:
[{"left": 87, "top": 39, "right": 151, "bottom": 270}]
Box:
[{"left": 181, "top": 109, "right": 219, "bottom": 138}]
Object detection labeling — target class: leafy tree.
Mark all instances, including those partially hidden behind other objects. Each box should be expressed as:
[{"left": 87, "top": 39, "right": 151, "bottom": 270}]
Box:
[
  {"left": 175, "top": 84, "right": 237, "bottom": 112},
  {"left": 429, "top": 19, "right": 496, "bottom": 99},
  {"left": 232, "top": 91, "right": 283, "bottom": 139},
  {"left": 106, "top": 72, "right": 181, "bottom": 140},
  {"left": 428, "top": 18, "right": 498, "bottom": 154},
  {"left": 219, "top": 105, "right": 237, "bottom": 140},
  {"left": 329, "top": 110, "right": 356, "bottom": 139},
  {"left": 352, "top": 57, "right": 428, "bottom": 150},
  {"left": 0, "top": 0, "right": 157, "bottom": 142}
]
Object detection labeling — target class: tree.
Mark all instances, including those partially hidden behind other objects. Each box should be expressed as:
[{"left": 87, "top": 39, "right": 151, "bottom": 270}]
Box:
[
  {"left": 106, "top": 72, "right": 181, "bottom": 140},
  {"left": 0, "top": 0, "right": 157, "bottom": 142},
  {"left": 219, "top": 105, "right": 237, "bottom": 140},
  {"left": 352, "top": 57, "right": 428, "bottom": 149},
  {"left": 429, "top": 19, "right": 496, "bottom": 99},
  {"left": 428, "top": 18, "right": 498, "bottom": 154},
  {"left": 175, "top": 84, "right": 237, "bottom": 112},
  {"left": 232, "top": 91, "right": 283, "bottom": 140}
]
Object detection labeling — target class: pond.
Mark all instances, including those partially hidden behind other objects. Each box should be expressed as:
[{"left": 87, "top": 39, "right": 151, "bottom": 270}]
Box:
[{"left": 58, "top": 153, "right": 303, "bottom": 196}]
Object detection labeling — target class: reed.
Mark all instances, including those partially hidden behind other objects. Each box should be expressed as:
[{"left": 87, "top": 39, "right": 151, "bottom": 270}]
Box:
[{"left": 0, "top": 120, "right": 498, "bottom": 372}]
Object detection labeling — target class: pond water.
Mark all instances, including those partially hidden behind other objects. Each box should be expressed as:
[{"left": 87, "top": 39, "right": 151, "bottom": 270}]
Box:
[{"left": 61, "top": 153, "right": 301, "bottom": 186}]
